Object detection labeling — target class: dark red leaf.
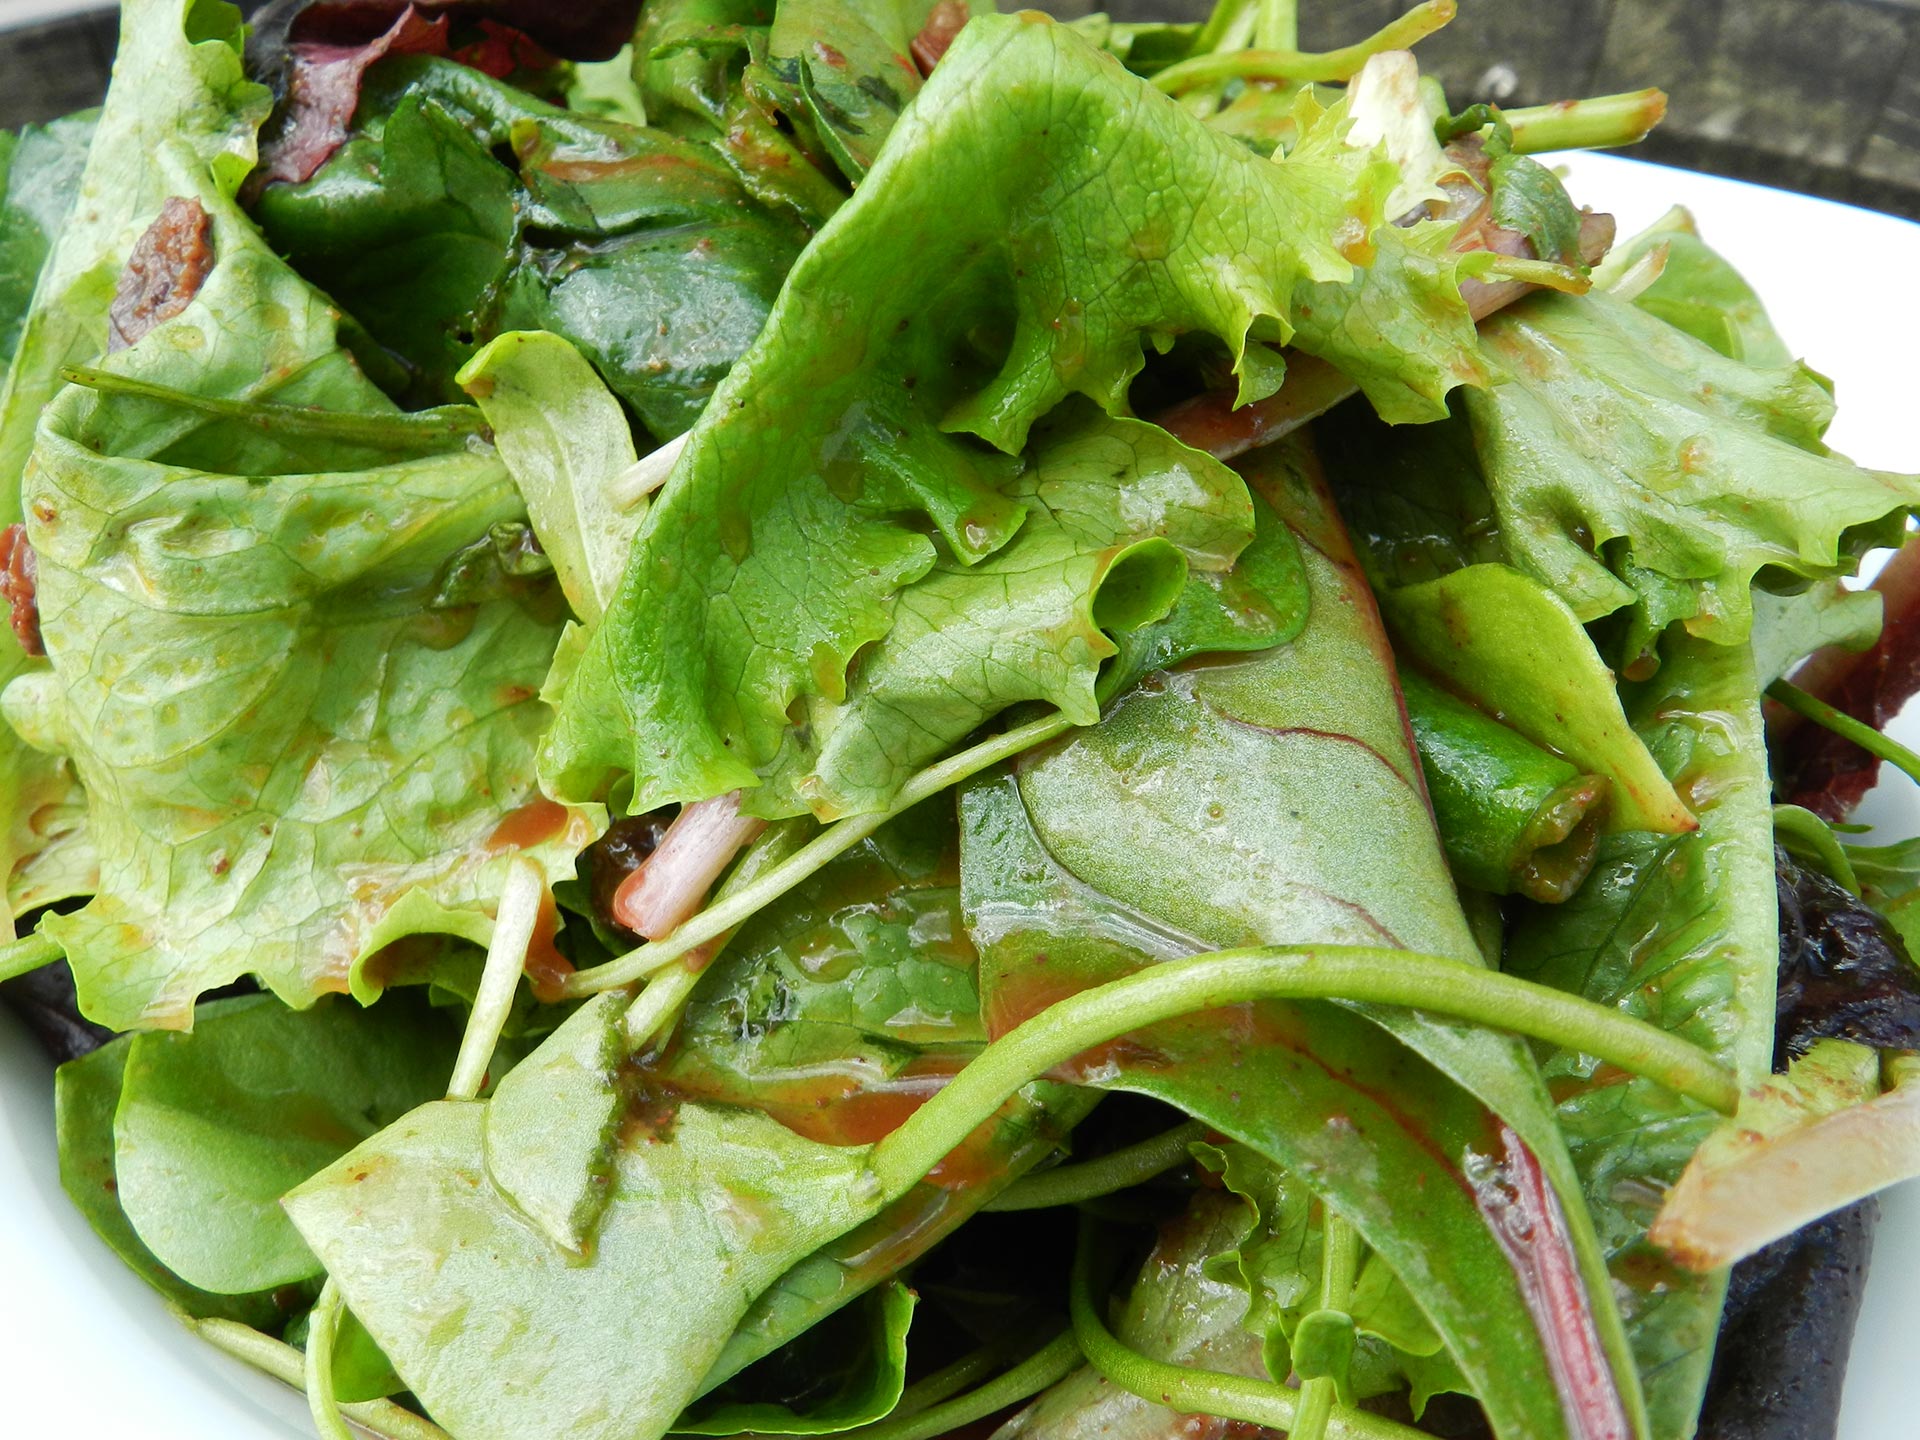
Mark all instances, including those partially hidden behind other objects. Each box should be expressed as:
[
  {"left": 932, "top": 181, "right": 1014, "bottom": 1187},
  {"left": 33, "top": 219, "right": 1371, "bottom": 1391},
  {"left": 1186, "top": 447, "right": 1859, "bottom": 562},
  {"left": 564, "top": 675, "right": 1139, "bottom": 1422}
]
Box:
[{"left": 1777, "top": 538, "right": 1920, "bottom": 819}]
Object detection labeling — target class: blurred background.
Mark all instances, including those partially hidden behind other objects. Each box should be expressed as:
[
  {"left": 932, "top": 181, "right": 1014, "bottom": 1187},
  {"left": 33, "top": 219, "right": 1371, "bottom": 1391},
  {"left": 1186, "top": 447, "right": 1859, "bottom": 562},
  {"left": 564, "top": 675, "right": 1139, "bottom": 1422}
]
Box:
[{"left": 0, "top": 0, "right": 1915, "bottom": 217}]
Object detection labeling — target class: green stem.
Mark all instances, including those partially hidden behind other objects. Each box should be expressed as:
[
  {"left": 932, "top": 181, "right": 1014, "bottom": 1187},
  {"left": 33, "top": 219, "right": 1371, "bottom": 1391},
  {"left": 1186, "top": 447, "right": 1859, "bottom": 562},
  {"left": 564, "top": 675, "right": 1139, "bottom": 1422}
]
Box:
[
  {"left": 304, "top": 1280, "right": 356, "bottom": 1440},
  {"left": 191, "top": 1317, "right": 452, "bottom": 1440},
  {"left": 831, "top": 1331, "right": 1083, "bottom": 1440},
  {"left": 888, "top": 1342, "right": 1017, "bottom": 1420},
  {"left": 564, "top": 711, "right": 1076, "bottom": 997},
  {"left": 60, "top": 365, "right": 485, "bottom": 447},
  {"left": 986, "top": 1119, "right": 1209, "bottom": 1212},
  {"left": 1768, "top": 680, "right": 1920, "bottom": 788},
  {"left": 1292, "top": 1215, "right": 1364, "bottom": 1440},
  {"left": 1503, "top": 89, "right": 1668, "bottom": 154},
  {"left": 446, "top": 858, "right": 543, "bottom": 1100},
  {"left": 1253, "top": 0, "right": 1297, "bottom": 51},
  {"left": 1070, "top": 1222, "right": 1424, "bottom": 1440},
  {"left": 1190, "top": 0, "right": 1257, "bottom": 55},
  {"left": 1152, "top": 0, "right": 1455, "bottom": 91},
  {"left": 868, "top": 945, "right": 1738, "bottom": 1206},
  {"left": 0, "top": 928, "right": 61, "bottom": 984}
]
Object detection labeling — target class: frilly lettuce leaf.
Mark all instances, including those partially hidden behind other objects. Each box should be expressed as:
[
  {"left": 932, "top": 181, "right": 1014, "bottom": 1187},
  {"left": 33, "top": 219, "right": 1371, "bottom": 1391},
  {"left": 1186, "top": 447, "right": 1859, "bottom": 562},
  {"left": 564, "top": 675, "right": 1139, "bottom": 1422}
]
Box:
[
  {"left": 1464, "top": 290, "right": 1920, "bottom": 665},
  {"left": 1, "top": 56, "right": 598, "bottom": 1029},
  {"left": 752, "top": 406, "right": 1277, "bottom": 819},
  {"left": 545, "top": 12, "right": 1478, "bottom": 818}
]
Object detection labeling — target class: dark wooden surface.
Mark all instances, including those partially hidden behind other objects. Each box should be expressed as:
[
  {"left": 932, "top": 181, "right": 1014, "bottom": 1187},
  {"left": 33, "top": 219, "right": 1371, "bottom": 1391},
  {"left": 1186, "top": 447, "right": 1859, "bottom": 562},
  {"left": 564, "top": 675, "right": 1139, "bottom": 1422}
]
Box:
[{"left": 2, "top": 1, "right": 1916, "bottom": 219}]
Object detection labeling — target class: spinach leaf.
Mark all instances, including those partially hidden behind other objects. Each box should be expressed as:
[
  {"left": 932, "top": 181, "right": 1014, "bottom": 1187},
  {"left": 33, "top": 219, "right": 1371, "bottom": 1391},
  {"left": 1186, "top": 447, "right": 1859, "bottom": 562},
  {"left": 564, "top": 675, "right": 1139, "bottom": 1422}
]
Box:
[
  {"left": 0, "top": 88, "right": 598, "bottom": 1029},
  {"left": 1505, "top": 634, "right": 1777, "bottom": 1437},
  {"left": 545, "top": 13, "right": 1474, "bottom": 820},
  {"left": 287, "top": 1097, "right": 883, "bottom": 1440},
  {"left": 55, "top": 1035, "right": 294, "bottom": 1328},
  {"left": 252, "top": 55, "right": 807, "bottom": 436},
  {"left": 112, "top": 992, "right": 459, "bottom": 1294},
  {"left": 959, "top": 437, "right": 1643, "bottom": 1439}
]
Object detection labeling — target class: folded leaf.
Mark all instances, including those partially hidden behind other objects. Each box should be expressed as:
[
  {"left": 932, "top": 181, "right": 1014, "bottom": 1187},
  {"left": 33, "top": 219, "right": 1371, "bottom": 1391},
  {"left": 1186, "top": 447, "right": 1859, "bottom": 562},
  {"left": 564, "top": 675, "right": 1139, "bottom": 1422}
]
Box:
[
  {"left": 458, "top": 331, "right": 646, "bottom": 625},
  {"left": 544, "top": 12, "right": 1463, "bottom": 817},
  {"left": 1378, "top": 563, "right": 1690, "bottom": 834},
  {"left": 678, "top": 1282, "right": 915, "bottom": 1435},
  {"left": 1505, "top": 633, "right": 1777, "bottom": 1437},
  {"left": 1, "top": 125, "right": 598, "bottom": 1028},
  {"left": 1650, "top": 1041, "right": 1920, "bottom": 1272},
  {"left": 112, "top": 993, "right": 459, "bottom": 1293}
]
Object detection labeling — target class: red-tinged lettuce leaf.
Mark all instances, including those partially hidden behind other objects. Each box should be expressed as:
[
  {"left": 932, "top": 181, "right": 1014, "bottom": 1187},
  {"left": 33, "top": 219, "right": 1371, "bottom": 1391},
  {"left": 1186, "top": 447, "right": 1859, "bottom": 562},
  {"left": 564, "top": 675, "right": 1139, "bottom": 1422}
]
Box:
[
  {"left": 0, "top": 87, "right": 598, "bottom": 1029},
  {"left": 543, "top": 12, "right": 1482, "bottom": 820},
  {"left": 1504, "top": 633, "right": 1778, "bottom": 1438},
  {"left": 958, "top": 436, "right": 1645, "bottom": 1440}
]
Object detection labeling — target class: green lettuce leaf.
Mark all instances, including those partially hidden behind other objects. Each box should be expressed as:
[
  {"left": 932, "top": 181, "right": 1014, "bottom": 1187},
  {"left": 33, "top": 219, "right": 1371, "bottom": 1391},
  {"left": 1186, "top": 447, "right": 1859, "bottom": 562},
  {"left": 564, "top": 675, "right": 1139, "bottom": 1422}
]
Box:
[
  {"left": 752, "top": 406, "right": 1280, "bottom": 819},
  {"left": 0, "top": 0, "right": 267, "bottom": 938},
  {"left": 1, "top": 86, "right": 599, "bottom": 1028},
  {"left": 545, "top": 11, "right": 1474, "bottom": 818},
  {"left": 1464, "top": 290, "right": 1920, "bottom": 662},
  {"left": 1504, "top": 633, "right": 1777, "bottom": 1437},
  {"left": 1377, "top": 563, "right": 1692, "bottom": 835},
  {"left": 1594, "top": 211, "right": 1792, "bottom": 367},
  {"left": 458, "top": 330, "right": 647, "bottom": 625}
]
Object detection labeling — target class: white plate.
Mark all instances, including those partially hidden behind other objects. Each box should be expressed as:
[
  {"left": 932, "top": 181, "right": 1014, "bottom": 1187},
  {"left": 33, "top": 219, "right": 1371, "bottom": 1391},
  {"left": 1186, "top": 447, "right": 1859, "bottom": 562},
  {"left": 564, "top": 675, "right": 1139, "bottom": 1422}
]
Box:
[{"left": 2, "top": 154, "right": 1918, "bottom": 1437}]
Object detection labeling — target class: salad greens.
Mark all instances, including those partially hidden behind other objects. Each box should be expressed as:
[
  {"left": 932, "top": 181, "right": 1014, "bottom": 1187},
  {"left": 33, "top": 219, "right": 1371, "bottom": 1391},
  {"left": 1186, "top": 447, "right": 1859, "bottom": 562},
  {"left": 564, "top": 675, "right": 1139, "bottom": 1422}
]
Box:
[{"left": 5, "top": 4, "right": 1920, "bottom": 1440}]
